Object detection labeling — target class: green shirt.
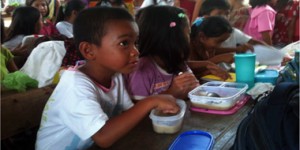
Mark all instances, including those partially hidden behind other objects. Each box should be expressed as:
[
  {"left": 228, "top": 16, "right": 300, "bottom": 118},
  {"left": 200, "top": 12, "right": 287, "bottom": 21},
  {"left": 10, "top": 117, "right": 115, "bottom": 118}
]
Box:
[{"left": 1, "top": 46, "right": 14, "bottom": 80}]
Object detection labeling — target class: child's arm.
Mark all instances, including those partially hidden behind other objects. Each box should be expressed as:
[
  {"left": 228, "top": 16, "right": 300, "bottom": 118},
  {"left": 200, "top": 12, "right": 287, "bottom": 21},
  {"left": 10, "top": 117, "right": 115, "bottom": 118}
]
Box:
[
  {"left": 287, "top": 16, "right": 297, "bottom": 43},
  {"left": 6, "top": 58, "right": 18, "bottom": 72},
  {"left": 160, "top": 72, "right": 199, "bottom": 99},
  {"left": 92, "top": 95, "right": 179, "bottom": 148},
  {"left": 187, "top": 60, "right": 230, "bottom": 81},
  {"left": 260, "top": 31, "right": 273, "bottom": 45},
  {"left": 216, "top": 43, "right": 254, "bottom": 54},
  {"left": 191, "top": 0, "right": 203, "bottom": 23},
  {"left": 208, "top": 53, "right": 234, "bottom": 64}
]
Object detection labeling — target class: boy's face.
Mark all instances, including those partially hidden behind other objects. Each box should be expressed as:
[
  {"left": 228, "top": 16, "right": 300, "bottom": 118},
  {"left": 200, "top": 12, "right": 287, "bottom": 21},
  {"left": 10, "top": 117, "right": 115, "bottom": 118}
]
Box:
[
  {"left": 209, "top": 9, "right": 229, "bottom": 19},
  {"left": 91, "top": 20, "right": 139, "bottom": 74},
  {"left": 201, "top": 32, "right": 231, "bottom": 49}
]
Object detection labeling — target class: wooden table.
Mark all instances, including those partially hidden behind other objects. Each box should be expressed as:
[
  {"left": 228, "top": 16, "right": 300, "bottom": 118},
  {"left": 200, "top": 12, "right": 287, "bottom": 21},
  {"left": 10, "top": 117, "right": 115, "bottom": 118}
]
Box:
[{"left": 90, "top": 98, "right": 253, "bottom": 150}]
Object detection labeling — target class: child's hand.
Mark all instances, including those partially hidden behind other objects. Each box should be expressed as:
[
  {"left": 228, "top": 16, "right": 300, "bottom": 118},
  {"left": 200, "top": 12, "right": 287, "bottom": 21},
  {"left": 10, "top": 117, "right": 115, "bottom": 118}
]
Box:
[
  {"left": 211, "top": 53, "right": 234, "bottom": 64},
  {"left": 151, "top": 94, "right": 180, "bottom": 114},
  {"left": 236, "top": 43, "right": 254, "bottom": 53},
  {"left": 281, "top": 55, "right": 292, "bottom": 66},
  {"left": 167, "top": 72, "right": 199, "bottom": 99},
  {"left": 206, "top": 62, "right": 231, "bottom": 80}
]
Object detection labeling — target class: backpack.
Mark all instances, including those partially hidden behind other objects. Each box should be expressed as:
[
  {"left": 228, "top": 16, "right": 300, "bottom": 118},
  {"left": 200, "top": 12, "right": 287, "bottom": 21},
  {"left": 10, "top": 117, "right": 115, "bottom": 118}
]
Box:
[{"left": 231, "top": 82, "right": 299, "bottom": 150}]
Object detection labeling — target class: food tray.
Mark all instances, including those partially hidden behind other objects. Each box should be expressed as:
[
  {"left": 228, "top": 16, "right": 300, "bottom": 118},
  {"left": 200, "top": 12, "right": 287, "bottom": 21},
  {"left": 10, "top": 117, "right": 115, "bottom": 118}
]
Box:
[{"left": 190, "top": 95, "right": 250, "bottom": 115}]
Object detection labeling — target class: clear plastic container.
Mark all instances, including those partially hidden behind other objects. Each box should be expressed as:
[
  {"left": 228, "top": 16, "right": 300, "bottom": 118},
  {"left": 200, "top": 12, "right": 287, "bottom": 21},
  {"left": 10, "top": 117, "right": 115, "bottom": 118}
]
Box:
[
  {"left": 149, "top": 99, "right": 186, "bottom": 134},
  {"left": 188, "top": 81, "right": 248, "bottom": 110}
]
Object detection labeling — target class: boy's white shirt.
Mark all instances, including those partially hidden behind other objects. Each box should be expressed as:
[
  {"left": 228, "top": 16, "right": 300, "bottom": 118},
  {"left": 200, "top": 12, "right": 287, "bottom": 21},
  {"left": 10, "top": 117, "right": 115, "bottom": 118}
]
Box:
[
  {"left": 221, "top": 28, "right": 252, "bottom": 48},
  {"left": 36, "top": 70, "right": 134, "bottom": 150}
]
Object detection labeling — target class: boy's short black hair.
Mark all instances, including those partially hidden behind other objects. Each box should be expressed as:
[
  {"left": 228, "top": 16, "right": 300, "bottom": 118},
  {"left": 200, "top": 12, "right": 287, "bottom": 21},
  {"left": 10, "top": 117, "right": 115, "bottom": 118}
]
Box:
[
  {"left": 191, "top": 16, "right": 233, "bottom": 39},
  {"left": 199, "top": 0, "right": 230, "bottom": 16},
  {"left": 250, "top": 0, "right": 271, "bottom": 8},
  {"left": 73, "top": 7, "right": 134, "bottom": 50}
]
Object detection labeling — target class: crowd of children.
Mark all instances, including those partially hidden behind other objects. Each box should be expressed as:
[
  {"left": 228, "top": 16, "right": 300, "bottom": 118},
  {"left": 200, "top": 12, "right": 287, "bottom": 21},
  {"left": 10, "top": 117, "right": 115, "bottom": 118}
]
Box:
[{"left": 1, "top": 0, "right": 299, "bottom": 149}]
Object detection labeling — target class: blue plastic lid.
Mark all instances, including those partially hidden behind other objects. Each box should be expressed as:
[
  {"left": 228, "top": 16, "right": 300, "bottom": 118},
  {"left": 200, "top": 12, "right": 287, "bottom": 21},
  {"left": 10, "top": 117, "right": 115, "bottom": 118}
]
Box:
[
  {"left": 255, "top": 69, "right": 279, "bottom": 78},
  {"left": 168, "top": 130, "right": 214, "bottom": 150}
]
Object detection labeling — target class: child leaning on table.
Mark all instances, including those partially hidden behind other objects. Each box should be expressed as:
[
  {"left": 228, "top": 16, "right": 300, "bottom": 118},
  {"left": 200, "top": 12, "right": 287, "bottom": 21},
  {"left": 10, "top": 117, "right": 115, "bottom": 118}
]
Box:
[
  {"left": 189, "top": 16, "right": 234, "bottom": 79},
  {"left": 125, "top": 6, "right": 199, "bottom": 101},
  {"left": 199, "top": 0, "right": 266, "bottom": 54},
  {"left": 35, "top": 7, "right": 179, "bottom": 150}
]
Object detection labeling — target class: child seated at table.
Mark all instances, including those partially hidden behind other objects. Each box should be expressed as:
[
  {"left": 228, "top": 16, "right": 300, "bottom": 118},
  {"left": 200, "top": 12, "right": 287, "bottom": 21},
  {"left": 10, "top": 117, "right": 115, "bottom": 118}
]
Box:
[
  {"left": 35, "top": 7, "right": 179, "bottom": 149},
  {"left": 198, "top": 0, "right": 266, "bottom": 54},
  {"left": 189, "top": 16, "right": 234, "bottom": 78},
  {"left": 125, "top": 6, "right": 199, "bottom": 101}
]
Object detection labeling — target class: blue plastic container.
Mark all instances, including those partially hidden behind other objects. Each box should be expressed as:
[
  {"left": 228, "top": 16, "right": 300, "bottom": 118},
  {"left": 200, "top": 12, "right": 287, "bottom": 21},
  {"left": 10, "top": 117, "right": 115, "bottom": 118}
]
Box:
[
  {"left": 255, "top": 69, "right": 279, "bottom": 85},
  {"left": 168, "top": 130, "right": 214, "bottom": 150}
]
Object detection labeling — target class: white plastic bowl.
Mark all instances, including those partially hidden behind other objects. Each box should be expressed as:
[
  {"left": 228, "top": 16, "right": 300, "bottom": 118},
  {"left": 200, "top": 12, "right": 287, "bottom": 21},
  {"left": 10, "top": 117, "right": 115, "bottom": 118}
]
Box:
[{"left": 149, "top": 99, "right": 186, "bottom": 134}]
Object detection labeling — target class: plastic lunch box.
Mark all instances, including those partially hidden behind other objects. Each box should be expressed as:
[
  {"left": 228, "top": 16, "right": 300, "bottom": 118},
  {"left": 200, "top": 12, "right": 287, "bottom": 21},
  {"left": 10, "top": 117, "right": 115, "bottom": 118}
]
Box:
[{"left": 188, "top": 81, "right": 248, "bottom": 110}]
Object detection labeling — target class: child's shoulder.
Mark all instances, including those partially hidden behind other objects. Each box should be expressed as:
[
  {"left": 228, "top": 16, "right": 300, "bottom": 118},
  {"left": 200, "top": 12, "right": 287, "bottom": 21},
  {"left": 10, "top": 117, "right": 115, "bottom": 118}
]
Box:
[
  {"left": 251, "top": 5, "right": 276, "bottom": 16},
  {"left": 128, "top": 57, "right": 159, "bottom": 76}
]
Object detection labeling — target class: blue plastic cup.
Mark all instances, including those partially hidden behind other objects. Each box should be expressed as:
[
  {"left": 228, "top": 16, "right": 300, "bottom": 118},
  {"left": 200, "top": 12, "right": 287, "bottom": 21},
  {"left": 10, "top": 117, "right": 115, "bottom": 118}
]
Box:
[{"left": 234, "top": 53, "right": 256, "bottom": 88}]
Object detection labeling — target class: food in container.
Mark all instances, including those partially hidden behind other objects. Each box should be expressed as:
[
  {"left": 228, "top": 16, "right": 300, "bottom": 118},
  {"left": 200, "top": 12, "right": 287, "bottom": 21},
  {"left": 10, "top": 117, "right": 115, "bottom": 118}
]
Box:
[
  {"left": 149, "top": 99, "right": 186, "bottom": 134},
  {"left": 188, "top": 81, "right": 248, "bottom": 110}
]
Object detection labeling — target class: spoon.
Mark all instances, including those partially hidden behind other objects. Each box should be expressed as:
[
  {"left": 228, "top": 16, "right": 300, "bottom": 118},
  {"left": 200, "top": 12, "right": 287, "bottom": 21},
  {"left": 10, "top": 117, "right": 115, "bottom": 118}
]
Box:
[{"left": 196, "top": 90, "right": 220, "bottom": 97}]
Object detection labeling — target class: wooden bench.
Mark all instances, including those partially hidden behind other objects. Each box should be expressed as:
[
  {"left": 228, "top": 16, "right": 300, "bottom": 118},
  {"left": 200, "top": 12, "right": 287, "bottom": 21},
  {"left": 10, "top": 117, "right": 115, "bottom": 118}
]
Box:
[{"left": 1, "top": 84, "right": 56, "bottom": 140}]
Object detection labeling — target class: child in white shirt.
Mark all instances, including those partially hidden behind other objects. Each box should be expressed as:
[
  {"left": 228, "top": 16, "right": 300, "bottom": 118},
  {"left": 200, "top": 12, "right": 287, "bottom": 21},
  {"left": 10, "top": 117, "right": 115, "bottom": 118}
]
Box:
[{"left": 35, "top": 7, "right": 179, "bottom": 150}]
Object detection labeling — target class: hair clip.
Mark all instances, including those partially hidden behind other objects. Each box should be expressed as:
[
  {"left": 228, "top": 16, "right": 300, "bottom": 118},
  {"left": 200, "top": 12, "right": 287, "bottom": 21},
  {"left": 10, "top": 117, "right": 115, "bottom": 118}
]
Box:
[
  {"left": 170, "top": 22, "right": 176, "bottom": 27},
  {"left": 192, "top": 17, "right": 204, "bottom": 27},
  {"left": 178, "top": 13, "right": 185, "bottom": 18}
]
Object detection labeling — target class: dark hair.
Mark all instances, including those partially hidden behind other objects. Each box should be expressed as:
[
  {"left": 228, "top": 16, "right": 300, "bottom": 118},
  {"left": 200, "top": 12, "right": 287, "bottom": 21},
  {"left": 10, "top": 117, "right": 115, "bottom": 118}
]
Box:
[
  {"left": 199, "top": 0, "right": 230, "bottom": 16},
  {"left": 191, "top": 16, "right": 233, "bottom": 40},
  {"left": 73, "top": 7, "right": 134, "bottom": 50},
  {"left": 56, "top": 0, "right": 86, "bottom": 23},
  {"left": 249, "top": 0, "right": 271, "bottom": 8},
  {"left": 275, "top": 0, "right": 289, "bottom": 10},
  {"left": 136, "top": 6, "right": 190, "bottom": 74},
  {"left": 5, "top": 6, "right": 41, "bottom": 42}
]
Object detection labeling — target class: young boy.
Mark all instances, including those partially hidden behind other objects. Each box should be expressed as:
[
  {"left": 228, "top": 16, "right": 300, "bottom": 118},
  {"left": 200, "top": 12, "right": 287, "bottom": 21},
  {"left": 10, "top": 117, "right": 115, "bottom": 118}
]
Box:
[
  {"left": 35, "top": 7, "right": 179, "bottom": 150},
  {"left": 198, "top": 0, "right": 267, "bottom": 54}
]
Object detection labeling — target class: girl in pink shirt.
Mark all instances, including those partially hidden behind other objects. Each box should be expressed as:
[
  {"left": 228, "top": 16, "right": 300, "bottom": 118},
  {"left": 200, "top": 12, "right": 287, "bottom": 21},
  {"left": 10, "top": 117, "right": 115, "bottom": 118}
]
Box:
[{"left": 243, "top": 0, "right": 276, "bottom": 45}]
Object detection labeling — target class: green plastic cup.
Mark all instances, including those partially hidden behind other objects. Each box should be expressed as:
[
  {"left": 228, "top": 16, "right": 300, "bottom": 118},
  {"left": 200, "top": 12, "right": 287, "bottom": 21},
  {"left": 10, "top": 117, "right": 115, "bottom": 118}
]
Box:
[{"left": 234, "top": 53, "right": 256, "bottom": 88}]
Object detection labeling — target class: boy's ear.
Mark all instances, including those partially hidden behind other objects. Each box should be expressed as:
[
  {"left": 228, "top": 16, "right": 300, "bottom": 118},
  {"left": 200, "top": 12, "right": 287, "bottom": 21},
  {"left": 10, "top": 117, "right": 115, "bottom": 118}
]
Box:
[{"left": 79, "top": 42, "right": 95, "bottom": 60}]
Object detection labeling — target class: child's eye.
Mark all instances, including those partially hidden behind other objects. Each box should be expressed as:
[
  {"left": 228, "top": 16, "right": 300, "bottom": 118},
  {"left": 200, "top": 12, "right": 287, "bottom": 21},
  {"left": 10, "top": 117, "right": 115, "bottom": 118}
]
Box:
[
  {"left": 120, "top": 41, "right": 129, "bottom": 47},
  {"left": 134, "top": 40, "right": 139, "bottom": 48}
]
